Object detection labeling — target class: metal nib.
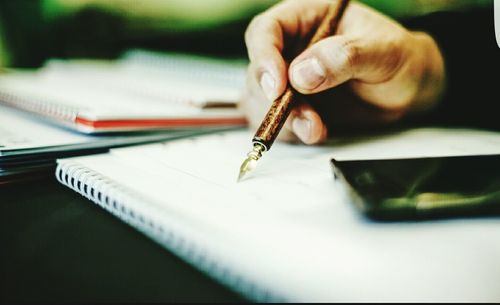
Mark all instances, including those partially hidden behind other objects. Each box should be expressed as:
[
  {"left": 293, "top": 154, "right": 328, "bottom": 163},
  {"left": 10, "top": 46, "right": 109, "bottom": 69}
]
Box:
[{"left": 237, "top": 143, "right": 265, "bottom": 182}]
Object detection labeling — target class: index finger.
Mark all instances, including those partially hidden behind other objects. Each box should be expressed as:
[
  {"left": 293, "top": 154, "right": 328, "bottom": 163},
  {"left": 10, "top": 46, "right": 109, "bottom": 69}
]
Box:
[{"left": 244, "top": 0, "right": 332, "bottom": 101}]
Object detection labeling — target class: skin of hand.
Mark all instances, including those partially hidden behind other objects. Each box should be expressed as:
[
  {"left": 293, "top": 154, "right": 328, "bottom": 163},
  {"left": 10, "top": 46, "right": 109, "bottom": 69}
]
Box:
[{"left": 240, "top": 0, "right": 445, "bottom": 144}]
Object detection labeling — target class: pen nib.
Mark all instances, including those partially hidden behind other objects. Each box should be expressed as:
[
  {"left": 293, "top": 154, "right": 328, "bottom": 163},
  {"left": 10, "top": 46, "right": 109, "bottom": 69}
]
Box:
[
  {"left": 237, "top": 143, "right": 265, "bottom": 182},
  {"left": 237, "top": 157, "right": 256, "bottom": 182}
]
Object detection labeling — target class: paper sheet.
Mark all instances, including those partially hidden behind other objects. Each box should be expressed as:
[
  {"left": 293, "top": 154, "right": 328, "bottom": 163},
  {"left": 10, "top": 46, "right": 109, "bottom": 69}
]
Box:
[{"left": 0, "top": 105, "right": 97, "bottom": 153}]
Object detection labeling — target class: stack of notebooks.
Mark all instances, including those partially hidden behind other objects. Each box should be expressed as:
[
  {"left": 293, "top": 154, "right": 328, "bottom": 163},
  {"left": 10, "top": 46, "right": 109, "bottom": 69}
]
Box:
[
  {"left": 0, "top": 50, "right": 248, "bottom": 182},
  {"left": 0, "top": 50, "right": 247, "bottom": 133},
  {"left": 0, "top": 104, "right": 197, "bottom": 183}
]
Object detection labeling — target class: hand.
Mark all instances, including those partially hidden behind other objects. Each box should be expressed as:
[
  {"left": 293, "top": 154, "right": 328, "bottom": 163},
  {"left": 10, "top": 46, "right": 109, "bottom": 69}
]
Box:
[{"left": 240, "top": 0, "right": 445, "bottom": 144}]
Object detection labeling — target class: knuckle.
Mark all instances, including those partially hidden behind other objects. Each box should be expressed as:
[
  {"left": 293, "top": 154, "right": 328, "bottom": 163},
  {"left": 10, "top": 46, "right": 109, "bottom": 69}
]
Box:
[
  {"left": 388, "top": 34, "right": 407, "bottom": 64},
  {"left": 378, "top": 33, "right": 408, "bottom": 80},
  {"left": 321, "top": 37, "right": 360, "bottom": 83},
  {"left": 245, "top": 14, "right": 265, "bottom": 43},
  {"left": 340, "top": 38, "right": 360, "bottom": 77}
]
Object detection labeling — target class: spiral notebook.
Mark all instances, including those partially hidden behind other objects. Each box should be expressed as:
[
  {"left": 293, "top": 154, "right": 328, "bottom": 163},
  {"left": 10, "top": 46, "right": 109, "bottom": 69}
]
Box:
[
  {"left": 56, "top": 128, "right": 500, "bottom": 302},
  {"left": 0, "top": 50, "right": 247, "bottom": 133}
]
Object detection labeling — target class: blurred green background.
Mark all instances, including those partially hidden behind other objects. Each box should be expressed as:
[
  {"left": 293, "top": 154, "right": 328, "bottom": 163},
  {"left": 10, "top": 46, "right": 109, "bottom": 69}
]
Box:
[
  {"left": 41, "top": 0, "right": 492, "bottom": 26},
  {"left": 0, "top": 0, "right": 492, "bottom": 67}
]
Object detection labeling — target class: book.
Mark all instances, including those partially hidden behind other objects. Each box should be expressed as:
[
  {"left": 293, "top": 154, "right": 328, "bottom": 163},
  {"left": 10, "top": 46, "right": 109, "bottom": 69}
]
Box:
[
  {"left": 0, "top": 50, "right": 248, "bottom": 133},
  {"left": 56, "top": 128, "right": 500, "bottom": 302},
  {"left": 0, "top": 104, "right": 217, "bottom": 183}
]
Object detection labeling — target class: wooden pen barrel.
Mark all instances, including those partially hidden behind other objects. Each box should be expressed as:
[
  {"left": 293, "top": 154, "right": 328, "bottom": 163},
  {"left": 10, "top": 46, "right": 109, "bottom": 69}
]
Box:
[{"left": 253, "top": 87, "right": 295, "bottom": 150}]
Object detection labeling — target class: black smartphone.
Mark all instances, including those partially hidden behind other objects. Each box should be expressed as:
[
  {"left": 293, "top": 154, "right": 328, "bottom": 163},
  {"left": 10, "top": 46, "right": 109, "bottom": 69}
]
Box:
[{"left": 331, "top": 155, "right": 500, "bottom": 220}]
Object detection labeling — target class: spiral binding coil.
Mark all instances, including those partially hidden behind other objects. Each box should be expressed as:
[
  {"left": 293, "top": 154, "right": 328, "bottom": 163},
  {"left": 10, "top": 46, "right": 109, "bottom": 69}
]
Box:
[
  {"left": 0, "top": 90, "right": 78, "bottom": 123},
  {"left": 56, "top": 161, "right": 284, "bottom": 302}
]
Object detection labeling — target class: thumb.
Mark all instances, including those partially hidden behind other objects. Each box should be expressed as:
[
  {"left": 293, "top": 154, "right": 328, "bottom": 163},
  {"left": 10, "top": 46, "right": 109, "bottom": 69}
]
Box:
[{"left": 289, "top": 35, "right": 404, "bottom": 94}]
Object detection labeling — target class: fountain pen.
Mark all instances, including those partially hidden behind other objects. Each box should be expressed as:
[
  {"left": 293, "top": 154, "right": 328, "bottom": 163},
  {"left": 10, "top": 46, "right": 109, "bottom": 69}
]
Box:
[{"left": 238, "top": 0, "right": 350, "bottom": 182}]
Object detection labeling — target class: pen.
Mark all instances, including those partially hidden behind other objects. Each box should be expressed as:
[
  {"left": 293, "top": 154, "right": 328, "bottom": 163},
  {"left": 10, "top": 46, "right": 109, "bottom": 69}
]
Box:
[{"left": 238, "top": 0, "right": 350, "bottom": 182}]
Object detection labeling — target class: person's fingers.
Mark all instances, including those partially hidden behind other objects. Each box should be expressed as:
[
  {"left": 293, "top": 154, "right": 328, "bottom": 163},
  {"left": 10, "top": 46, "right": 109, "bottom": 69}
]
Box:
[
  {"left": 239, "top": 64, "right": 298, "bottom": 143},
  {"left": 242, "top": 63, "right": 328, "bottom": 145},
  {"left": 291, "top": 103, "right": 327, "bottom": 144},
  {"left": 305, "top": 85, "right": 407, "bottom": 132},
  {"left": 289, "top": 34, "right": 407, "bottom": 96},
  {"left": 244, "top": 18, "right": 287, "bottom": 102},
  {"left": 244, "top": 0, "right": 332, "bottom": 102}
]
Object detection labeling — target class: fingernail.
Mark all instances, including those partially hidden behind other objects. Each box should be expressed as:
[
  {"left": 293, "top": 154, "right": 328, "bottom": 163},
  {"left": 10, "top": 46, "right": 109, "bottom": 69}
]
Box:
[
  {"left": 259, "top": 72, "right": 276, "bottom": 101},
  {"left": 292, "top": 116, "right": 312, "bottom": 143},
  {"left": 291, "top": 57, "right": 326, "bottom": 90}
]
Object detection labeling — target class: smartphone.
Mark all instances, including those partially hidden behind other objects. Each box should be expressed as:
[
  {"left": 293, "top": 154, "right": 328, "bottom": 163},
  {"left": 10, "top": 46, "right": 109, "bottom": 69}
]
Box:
[{"left": 331, "top": 155, "right": 500, "bottom": 220}]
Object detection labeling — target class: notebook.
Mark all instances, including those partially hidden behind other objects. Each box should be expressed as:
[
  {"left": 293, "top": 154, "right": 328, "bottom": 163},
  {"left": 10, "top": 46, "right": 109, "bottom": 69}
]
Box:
[
  {"left": 0, "top": 104, "right": 214, "bottom": 183},
  {"left": 56, "top": 128, "right": 500, "bottom": 302},
  {"left": 0, "top": 50, "right": 248, "bottom": 133}
]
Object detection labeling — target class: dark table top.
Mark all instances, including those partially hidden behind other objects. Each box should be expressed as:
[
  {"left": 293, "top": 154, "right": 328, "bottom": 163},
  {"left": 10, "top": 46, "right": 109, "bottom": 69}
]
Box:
[{"left": 0, "top": 175, "right": 247, "bottom": 302}]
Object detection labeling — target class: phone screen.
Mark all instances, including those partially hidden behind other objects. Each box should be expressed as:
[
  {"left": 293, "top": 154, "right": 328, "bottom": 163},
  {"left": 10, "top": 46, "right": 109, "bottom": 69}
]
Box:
[{"left": 331, "top": 155, "right": 500, "bottom": 220}]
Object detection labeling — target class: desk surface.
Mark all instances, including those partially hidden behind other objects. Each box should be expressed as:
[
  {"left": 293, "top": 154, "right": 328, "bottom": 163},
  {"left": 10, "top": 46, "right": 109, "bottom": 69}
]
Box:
[{"left": 0, "top": 176, "right": 247, "bottom": 302}]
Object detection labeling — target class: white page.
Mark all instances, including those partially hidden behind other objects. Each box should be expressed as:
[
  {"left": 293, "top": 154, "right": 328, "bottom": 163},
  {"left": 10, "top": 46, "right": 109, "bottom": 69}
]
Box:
[
  {"left": 0, "top": 105, "right": 98, "bottom": 153},
  {"left": 115, "top": 51, "right": 247, "bottom": 106},
  {"left": 61, "top": 128, "right": 500, "bottom": 302}
]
